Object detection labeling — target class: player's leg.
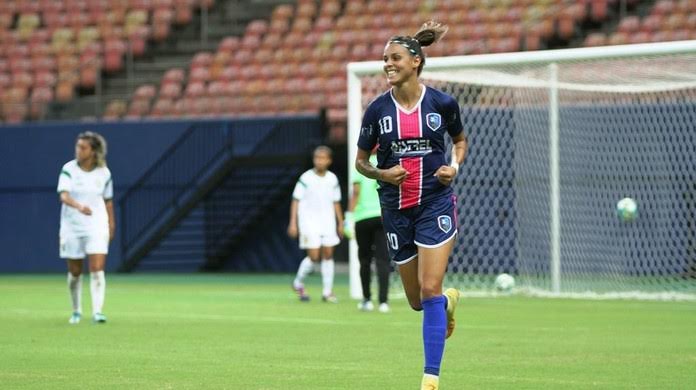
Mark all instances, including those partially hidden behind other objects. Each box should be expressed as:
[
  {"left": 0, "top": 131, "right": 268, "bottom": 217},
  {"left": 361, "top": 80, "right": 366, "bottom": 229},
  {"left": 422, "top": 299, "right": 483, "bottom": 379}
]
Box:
[
  {"left": 293, "top": 232, "right": 321, "bottom": 301},
  {"left": 418, "top": 241, "right": 454, "bottom": 389},
  {"left": 66, "top": 258, "right": 83, "bottom": 324},
  {"left": 320, "top": 245, "right": 337, "bottom": 303},
  {"left": 87, "top": 253, "right": 107, "bottom": 323},
  {"left": 62, "top": 235, "right": 85, "bottom": 324},
  {"left": 373, "top": 220, "right": 391, "bottom": 312},
  {"left": 355, "top": 219, "right": 374, "bottom": 310},
  {"left": 382, "top": 207, "right": 418, "bottom": 309},
  {"left": 415, "top": 195, "right": 459, "bottom": 389},
  {"left": 397, "top": 256, "right": 421, "bottom": 311}
]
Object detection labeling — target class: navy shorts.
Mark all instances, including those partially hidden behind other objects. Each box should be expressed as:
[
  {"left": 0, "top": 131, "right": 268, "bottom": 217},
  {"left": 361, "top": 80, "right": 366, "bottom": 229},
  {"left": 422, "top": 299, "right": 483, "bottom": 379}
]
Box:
[{"left": 381, "top": 194, "right": 458, "bottom": 265}]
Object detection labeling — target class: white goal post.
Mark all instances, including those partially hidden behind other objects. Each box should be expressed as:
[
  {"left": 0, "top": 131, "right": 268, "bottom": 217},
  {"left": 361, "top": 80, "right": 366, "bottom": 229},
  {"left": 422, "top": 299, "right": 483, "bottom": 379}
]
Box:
[{"left": 347, "top": 40, "right": 696, "bottom": 301}]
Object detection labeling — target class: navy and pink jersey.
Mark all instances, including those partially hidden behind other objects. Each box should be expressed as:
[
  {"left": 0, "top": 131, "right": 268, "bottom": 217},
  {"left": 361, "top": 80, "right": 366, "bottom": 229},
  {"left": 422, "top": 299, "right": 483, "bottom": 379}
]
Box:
[{"left": 357, "top": 85, "right": 464, "bottom": 210}]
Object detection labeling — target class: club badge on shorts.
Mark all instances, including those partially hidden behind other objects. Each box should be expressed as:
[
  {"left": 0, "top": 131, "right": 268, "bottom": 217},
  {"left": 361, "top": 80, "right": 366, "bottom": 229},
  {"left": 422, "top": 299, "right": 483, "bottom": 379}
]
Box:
[
  {"left": 426, "top": 113, "right": 441, "bottom": 131},
  {"left": 437, "top": 215, "right": 452, "bottom": 234}
]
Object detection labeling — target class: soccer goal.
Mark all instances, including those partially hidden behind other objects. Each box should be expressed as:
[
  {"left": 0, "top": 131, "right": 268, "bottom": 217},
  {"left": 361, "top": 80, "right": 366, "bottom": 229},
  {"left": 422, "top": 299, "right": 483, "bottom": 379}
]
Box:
[{"left": 347, "top": 40, "right": 696, "bottom": 301}]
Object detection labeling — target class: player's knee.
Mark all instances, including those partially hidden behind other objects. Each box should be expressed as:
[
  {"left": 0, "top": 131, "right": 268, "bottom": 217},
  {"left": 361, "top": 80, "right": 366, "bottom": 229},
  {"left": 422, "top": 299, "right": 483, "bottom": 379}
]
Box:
[
  {"left": 69, "top": 270, "right": 81, "bottom": 277},
  {"left": 420, "top": 283, "right": 441, "bottom": 299},
  {"left": 408, "top": 300, "right": 423, "bottom": 311}
]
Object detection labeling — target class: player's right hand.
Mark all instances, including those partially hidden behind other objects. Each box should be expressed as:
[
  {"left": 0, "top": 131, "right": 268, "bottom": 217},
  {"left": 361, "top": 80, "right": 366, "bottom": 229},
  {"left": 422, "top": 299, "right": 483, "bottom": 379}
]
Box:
[
  {"left": 79, "top": 205, "right": 92, "bottom": 215},
  {"left": 380, "top": 165, "right": 408, "bottom": 186},
  {"left": 287, "top": 224, "right": 298, "bottom": 238}
]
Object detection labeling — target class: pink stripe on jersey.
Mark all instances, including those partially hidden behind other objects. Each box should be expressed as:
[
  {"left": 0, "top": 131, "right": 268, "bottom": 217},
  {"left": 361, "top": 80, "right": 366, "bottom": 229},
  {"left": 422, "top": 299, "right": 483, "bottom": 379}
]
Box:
[{"left": 398, "top": 107, "right": 422, "bottom": 209}]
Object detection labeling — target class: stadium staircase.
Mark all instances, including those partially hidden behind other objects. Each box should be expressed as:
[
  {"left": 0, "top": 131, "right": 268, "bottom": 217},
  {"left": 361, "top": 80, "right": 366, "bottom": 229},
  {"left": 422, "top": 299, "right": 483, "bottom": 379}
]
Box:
[{"left": 118, "top": 115, "right": 322, "bottom": 272}]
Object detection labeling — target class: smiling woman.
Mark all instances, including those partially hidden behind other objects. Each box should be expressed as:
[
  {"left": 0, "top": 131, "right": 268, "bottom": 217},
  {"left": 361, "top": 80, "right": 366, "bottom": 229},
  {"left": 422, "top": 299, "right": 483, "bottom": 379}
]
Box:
[{"left": 354, "top": 21, "right": 469, "bottom": 390}]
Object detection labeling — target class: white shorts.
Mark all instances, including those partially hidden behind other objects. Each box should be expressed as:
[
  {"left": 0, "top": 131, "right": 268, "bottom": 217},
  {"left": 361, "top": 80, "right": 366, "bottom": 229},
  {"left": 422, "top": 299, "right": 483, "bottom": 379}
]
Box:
[
  {"left": 299, "top": 232, "right": 340, "bottom": 249},
  {"left": 60, "top": 234, "right": 109, "bottom": 259}
]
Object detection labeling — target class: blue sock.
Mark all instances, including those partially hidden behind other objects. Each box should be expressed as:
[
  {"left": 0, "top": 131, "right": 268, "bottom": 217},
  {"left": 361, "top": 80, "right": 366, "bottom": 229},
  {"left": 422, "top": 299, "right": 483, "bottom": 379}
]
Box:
[{"left": 422, "top": 295, "right": 447, "bottom": 376}]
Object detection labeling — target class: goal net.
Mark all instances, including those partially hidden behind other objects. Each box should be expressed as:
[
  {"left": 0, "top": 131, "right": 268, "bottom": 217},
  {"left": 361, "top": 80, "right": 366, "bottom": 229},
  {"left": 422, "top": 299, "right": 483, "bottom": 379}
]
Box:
[{"left": 347, "top": 40, "right": 696, "bottom": 300}]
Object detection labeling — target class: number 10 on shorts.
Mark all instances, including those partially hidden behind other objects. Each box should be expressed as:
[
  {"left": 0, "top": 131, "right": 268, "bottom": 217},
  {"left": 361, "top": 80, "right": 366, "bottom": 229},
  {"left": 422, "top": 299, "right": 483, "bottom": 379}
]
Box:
[{"left": 387, "top": 232, "right": 398, "bottom": 250}]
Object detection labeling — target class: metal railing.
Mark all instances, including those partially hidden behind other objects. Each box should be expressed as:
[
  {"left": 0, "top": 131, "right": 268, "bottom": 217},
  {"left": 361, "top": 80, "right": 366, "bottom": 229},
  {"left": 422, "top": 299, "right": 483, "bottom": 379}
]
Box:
[{"left": 119, "top": 115, "right": 323, "bottom": 268}]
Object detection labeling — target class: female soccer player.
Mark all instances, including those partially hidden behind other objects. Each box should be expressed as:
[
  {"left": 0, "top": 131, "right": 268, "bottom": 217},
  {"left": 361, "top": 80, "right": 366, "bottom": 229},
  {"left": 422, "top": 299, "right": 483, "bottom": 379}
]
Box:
[
  {"left": 355, "top": 21, "right": 468, "bottom": 390},
  {"left": 346, "top": 152, "right": 390, "bottom": 313},
  {"left": 58, "top": 131, "right": 115, "bottom": 324},
  {"left": 288, "top": 146, "right": 344, "bottom": 303}
]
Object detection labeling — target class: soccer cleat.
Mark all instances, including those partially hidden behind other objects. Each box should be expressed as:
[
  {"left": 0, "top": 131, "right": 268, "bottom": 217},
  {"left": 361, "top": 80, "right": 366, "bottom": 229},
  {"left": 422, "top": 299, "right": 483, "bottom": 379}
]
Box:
[
  {"left": 444, "top": 288, "right": 460, "bottom": 339},
  {"left": 378, "top": 302, "right": 390, "bottom": 313},
  {"left": 421, "top": 374, "right": 439, "bottom": 390},
  {"left": 292, "top": 284, "right": 310, "bottom": 302},
  {"left": 68, "top": 312, "right": 81, "bottom": 324},
  {"left": 92, "top": 313, "right": 107, "bottom": 323},
  {"left": 322, "top": 294, "right": 338, "bottom": 303},
  {"left": 357, "top": 300, "right": 374, "bottom": 311}
]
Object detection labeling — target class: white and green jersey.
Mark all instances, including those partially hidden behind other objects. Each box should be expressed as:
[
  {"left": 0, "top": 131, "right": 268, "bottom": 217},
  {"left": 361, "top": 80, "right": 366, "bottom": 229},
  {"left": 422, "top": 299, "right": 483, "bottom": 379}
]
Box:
[
  {"left": 57, "top": 160, "right": 113, "bottom": 238},
  {"left": 292, "top": 169, "right": 341, "bottom": 235}
]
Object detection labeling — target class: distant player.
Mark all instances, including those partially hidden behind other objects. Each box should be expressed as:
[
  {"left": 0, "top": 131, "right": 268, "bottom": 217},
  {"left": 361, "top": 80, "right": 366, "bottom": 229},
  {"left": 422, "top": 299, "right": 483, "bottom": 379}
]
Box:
[
  {"left": 58, "top": 131, "right": 114, "bottom": 324},
  {"left": 355, "top": 21, "right": 468, "bottom": 390},
  {"left": 346, "top": 152, "right": 390, "bottom": 313},
  {"left": 288, "top": 146, "right": 344, "bottom": 302}
]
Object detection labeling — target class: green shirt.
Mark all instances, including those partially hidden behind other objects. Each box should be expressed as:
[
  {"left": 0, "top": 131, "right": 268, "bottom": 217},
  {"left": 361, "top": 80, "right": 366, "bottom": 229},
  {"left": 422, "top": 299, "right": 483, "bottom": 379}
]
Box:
[{"left": 353, "top": 155, "right": 382, "bottom": 222}]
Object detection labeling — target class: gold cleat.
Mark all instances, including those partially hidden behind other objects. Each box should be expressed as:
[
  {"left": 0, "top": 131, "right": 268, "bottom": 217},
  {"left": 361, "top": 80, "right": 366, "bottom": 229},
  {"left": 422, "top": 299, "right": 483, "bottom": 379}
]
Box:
[
  {"left": 444, "top": 288, "right": 460, "bottom": 339},
  {"left": 421, "top": 374, "right": 439, "bottom": 390}
]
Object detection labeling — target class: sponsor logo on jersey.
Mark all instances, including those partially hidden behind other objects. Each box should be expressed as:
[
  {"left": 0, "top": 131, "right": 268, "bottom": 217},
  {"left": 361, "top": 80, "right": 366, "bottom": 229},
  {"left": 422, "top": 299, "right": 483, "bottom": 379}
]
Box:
[
  {"left": 426, "top": 113, "right": 442, "bottom": 131},
  {"left": 437, "top": 215, "right": 452, "bottom": 234},
  {"left": 390, "top": 138, "right": 432, "bottom": 158}
]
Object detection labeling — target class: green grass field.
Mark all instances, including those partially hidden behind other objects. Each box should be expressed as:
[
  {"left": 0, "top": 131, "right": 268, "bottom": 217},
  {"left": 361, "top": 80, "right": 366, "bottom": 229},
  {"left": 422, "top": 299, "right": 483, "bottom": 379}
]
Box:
[{"left": 1, "top": 274, "right": 695, "bottom": 389}]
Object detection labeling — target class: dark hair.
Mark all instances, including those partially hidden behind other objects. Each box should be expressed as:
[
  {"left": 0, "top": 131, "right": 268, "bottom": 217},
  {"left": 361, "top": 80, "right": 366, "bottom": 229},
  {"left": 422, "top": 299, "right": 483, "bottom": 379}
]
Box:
[
  {"left": 314, "top": 145, "right": 332, "bottom": 158},
  {"left": 77, "top": 131, "right": 108, "bottom": 167},
  {"left": 387, "top": 21, "right": 448, "bottom": 75}
]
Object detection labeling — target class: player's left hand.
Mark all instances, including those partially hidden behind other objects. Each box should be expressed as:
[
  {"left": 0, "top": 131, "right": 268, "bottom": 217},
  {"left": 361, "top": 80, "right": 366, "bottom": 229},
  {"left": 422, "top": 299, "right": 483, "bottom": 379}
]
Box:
[
  {"left": 434, "top": 165, "right": 457, "bottom": 186},
  {"left": 337, "top": 223, "right": 344, "bottom": 239}
]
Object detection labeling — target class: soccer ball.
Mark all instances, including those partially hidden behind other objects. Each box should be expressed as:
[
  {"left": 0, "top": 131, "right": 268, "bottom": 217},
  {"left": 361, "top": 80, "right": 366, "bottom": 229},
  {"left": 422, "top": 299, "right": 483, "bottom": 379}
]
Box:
[
  {"left": 494, "top": 273, "right": 515, "bottom": 292},
  {"left": 616, "top": 197, "right": 638, "bottom": 222}
]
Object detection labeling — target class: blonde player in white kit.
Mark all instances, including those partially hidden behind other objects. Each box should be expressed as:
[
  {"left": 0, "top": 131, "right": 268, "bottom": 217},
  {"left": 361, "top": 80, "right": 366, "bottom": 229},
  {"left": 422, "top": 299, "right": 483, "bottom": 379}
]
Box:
[
  {"left": 287, "top": 146, "right": 344, "bottom": 302},
  {"left": 58, "top": 131, "right": 115, "bottom": 324}
]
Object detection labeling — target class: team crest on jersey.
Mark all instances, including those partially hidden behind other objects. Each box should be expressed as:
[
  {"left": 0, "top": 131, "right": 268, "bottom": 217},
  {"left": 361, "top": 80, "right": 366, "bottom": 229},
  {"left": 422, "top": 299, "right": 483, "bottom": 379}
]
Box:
[
  {"left": 437, "top": 215, "right": 452, "bottom": 234},
  {"left": 426, "top": 113, "right": 442, "bottom": 131}
]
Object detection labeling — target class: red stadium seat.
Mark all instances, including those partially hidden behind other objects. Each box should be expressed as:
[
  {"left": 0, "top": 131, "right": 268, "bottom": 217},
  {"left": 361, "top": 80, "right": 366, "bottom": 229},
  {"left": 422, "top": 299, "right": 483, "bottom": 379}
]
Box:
[
  {"left": 189, "top": 67, "right": 210, "bottom": 83},
  {"left": 190, "top": 51, "right": 213, "bottom": 68},
  {"left": 583, "top": 33, "right": 607, "bottom": 47},
  {"left": 159, "top": 83, "right": 182, "bottom": 99},
  {"left": 184, "top": 81, "right": 205, "bottom": 97},
  {"left": 55, "top": 80, "right": 76, "bottom": 103},
  {"left": 218, "top": 36, "right": 240, "bottom": 54},
  {"left": 617, "top": 16, "right": 641, "bottom": 34},
  {"left": 150, "top": 98, "right": 173, "bottom": 118},
  {"left": 640, "top": 14, "right": 664, "bottom": 33},
  {"left": 652, "top": 0, "right": 675, "bottom": 16},
  {"left": 245, "top": 20, "right": 268, "bottom": 37},
  {"left": 162, "top": 68, "right": 185, "bottom": 84},
  {"left": 591, "top": 0, "right": 609, "bottom": 22},
  {"left": 34, "top": 70, "right": 57, "bottom": 87},
  {"left": 134, "top": 84, "right": 157, "bottom": 100},
  {"left": 206, "top": 80, "right": 226, "bottom": 97}
]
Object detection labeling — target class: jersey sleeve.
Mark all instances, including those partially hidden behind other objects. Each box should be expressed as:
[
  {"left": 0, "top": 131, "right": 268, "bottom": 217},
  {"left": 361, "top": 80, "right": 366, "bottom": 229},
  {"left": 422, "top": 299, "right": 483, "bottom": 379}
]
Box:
[
  {"left": 333, "top": 175, "right": 341, "bottom": 202},
  {"left": 57, "top": 165, "right": 72, "bottom": 193},
  {"left": 444, "top": 95, "right": 464, "bottom": 137},
  {"left": 357, "top": 103, "right": 379, "bottom": 152},
  {"left": 103, "top": 170, "right": 113, "bottom": 200},
  {"left": 292, "top": 174, "right": 306, "bottom": 200}
]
